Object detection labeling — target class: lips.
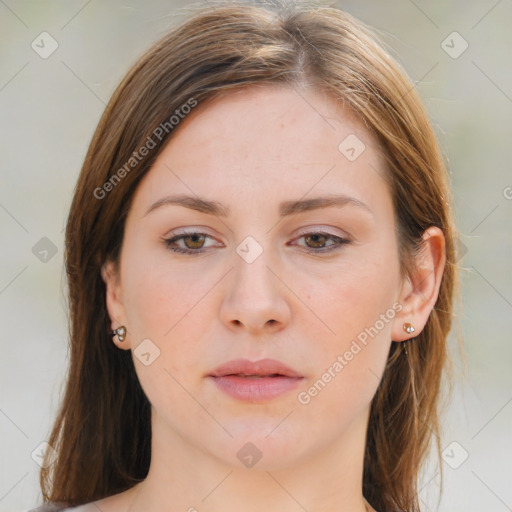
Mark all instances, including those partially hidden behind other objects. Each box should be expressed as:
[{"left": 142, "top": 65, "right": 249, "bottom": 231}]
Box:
[
  {"left": 209, "top": 358, "right": 303, "bottom": 378},
  {"left": 208, "top": 358, "right": 303, "bottom": 402}
]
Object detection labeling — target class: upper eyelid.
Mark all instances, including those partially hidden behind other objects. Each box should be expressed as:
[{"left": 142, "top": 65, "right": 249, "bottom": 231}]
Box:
[
  {"left": 168, "top": 225, "right": 351, "bottom": 238},
  {"left": 294, "top": 226, "right": 352, "bottom": 239}
]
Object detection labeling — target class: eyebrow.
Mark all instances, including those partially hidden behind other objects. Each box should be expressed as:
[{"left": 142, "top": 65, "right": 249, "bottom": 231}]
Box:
[{"left": 143, "top": 193, "right": 373, "bottom": 218}]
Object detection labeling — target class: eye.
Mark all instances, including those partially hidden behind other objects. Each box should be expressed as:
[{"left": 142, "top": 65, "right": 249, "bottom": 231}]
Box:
[
  {"left": 163, "top": 230, "right": 351, "bottom": 256},
  {"left": 292, "top": 231, "right": 351, "bottom": 254},
  {"left": 163, "top": 232, "right": 218, "bottom": 255}
]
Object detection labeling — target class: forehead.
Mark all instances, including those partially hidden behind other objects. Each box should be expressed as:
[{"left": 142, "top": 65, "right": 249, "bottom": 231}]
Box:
[
  {"left": 168, "top": 84, "right": 380, "bottom": 163},
  {"left": 130, "top": 85, "right": 389, "bottom": 216}
]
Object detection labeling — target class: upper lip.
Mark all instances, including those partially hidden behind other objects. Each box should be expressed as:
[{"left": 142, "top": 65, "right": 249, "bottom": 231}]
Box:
[{"left": 209, "top": 358, "right": 303, "bottom": 378}]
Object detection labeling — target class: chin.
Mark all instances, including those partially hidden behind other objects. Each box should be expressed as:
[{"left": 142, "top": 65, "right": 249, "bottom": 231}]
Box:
[{"left": 207, "top": 425, "right": 313, "bottom": 471}]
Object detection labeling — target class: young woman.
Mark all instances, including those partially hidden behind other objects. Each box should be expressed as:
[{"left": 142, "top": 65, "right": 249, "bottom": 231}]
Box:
[{"left": 31, "top": 1, "right": 459, "bottom": 511}]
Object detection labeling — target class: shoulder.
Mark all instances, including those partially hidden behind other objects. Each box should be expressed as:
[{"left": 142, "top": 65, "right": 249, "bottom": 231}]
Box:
[
  {"left": 27, "top": 503, "right": 97, "bottom": 512},
  {"left": 26, "top": 504, "right": 66, "bottom": 512},
  {"left": 28, "top": 484, "right": 138, "bottom": 512}
]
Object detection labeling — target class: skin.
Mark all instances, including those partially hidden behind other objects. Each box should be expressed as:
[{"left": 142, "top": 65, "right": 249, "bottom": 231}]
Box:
[{"left": 98, "top": 84, "right": 445, "bottom": 512}]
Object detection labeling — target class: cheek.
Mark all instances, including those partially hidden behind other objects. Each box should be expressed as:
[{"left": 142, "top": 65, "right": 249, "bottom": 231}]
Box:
[
  {"left": 121, "top": 243, "right": 206, "bottom": 339},
  {"left": 308, "top": 247, "right": 399, "bottom": 341},
  {"left": 122, "top": 259, "right": 210, "bottom": 415},
  {"left": 298, "top": 246, "right": 400, "bottom": 409}
]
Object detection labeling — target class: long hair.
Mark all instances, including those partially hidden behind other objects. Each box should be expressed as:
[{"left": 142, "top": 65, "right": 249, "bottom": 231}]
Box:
[{"left": 40, "top": 2, "right": 460, "bottom": 510}]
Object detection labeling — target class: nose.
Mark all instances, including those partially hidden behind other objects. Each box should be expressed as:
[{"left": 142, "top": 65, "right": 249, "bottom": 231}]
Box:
[{"left": 219, "top": 246, "right": 291, "bottom": 335}]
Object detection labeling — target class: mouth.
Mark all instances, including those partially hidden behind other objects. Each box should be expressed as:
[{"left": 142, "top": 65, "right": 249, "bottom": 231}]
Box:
[{"left": 207, "top": 358, "right": 304, "bottom": 402}]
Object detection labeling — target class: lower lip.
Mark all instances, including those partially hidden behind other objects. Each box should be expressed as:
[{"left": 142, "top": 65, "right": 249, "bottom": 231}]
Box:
[{"left": 209, "top": 375, "right": 303, "bottom": 402}]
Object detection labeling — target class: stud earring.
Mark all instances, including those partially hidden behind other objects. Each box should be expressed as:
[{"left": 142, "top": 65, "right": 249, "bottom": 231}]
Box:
[
  {"left": 111, "top": 326, "right": 127, "bottom": 342},
  {"left": 403, "top": 322, "right": 415, "bottom": 334}
]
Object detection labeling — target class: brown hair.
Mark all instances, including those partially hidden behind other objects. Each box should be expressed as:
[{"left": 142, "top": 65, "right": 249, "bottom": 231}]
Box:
[{"left": 40, "top": 2, "right": 460, "bottom": 510}]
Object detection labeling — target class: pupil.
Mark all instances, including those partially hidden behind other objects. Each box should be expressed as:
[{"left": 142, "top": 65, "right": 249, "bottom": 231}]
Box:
[
  {"left": 307, "top": 234, "right": 325, "bottom": 248},
  {"left": 186, "top": 234, "right": 204, "bottom": 248}
]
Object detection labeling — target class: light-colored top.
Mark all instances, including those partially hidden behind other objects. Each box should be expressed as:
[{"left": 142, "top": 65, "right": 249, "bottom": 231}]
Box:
[{"left": 27, "top": 503, "right": 91, "bottom": 512}]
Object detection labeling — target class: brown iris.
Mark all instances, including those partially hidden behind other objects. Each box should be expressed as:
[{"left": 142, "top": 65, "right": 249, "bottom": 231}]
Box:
[
  {"left": 182, "top": 234, "right": 206, "bottom": 249},
  {"left": 304, "top": 233, "right": 328, "bottom": 249}
]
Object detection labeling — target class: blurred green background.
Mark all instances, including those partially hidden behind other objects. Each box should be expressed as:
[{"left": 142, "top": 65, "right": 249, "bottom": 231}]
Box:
[{"left": 1, "top": 1, "right": 511, "bottom": 511}]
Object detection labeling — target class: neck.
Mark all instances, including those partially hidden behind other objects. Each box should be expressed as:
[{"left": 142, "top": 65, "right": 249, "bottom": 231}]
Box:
[{"left": 127, "top": 406, "right": 373, "bottom": 512}]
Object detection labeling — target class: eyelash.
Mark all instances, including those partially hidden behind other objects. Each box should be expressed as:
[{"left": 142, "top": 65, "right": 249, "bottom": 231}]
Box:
[{"left": 163, "top": 231, "right": 351, "bottom": 256}]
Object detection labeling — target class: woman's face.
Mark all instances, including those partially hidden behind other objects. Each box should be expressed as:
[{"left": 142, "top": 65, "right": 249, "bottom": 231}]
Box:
[{"left": 104, "top": 85, "right": 411, "bottom": 469}]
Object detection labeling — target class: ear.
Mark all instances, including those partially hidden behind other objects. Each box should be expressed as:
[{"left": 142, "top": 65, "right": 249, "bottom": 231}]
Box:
[
  {"left": 392, "top": 226, "right": 446, "bottom": 342},
  {"left": 101, "top": 260, "right": 131, "bottom": 349}
]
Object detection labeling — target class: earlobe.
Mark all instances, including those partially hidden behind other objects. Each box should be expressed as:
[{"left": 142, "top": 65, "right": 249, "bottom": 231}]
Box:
[
  {"left": 101, "top": 260, "right": 130, "bottom": 349},
  {"left": 392, "top": 227, "right": 446, "bottom": 342}
]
